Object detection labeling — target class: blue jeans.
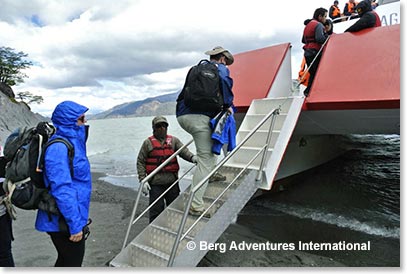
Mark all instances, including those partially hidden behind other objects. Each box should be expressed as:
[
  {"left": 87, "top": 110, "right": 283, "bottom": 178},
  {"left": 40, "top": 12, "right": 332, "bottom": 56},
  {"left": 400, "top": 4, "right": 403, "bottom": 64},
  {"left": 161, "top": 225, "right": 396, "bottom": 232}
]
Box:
[{"left": 177, "top": 114, "right": 217, "bottom": 210}]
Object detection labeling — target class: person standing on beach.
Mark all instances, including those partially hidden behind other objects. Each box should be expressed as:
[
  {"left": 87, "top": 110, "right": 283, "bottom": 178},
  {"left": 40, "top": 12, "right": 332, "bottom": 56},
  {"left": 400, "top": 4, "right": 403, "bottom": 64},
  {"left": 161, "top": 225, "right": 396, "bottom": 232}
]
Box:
[
  {"left": 176, "top": 46, "right": 235, "bottom": 217},
  {"left": 0, "top": 147, "right": 15, "bottom": 267},
  {"left": 35, "top": 101, "right": 92, "bottom": 267},
  {"left": 137, "top": 116, "right": 196, "bottom": 223}
]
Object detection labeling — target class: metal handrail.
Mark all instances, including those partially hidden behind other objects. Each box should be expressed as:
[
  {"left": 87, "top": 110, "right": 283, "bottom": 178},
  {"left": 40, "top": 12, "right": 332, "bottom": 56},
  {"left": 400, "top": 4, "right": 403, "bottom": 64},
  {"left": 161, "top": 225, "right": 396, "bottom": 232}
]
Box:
[
  {"left": 296, "top": 35, "right": 331, "bottom": 90},
  {"left": 180, "top": 144, "right": 268, "bottom": 240},
  {"left": 131, "top": 164, "right": 195, "bottom": 226},
  {"left": 168, "top": 107, "right": 281, "bottom": 266},
  {"left": 332, "top": 14, "right": 357, "bottom": 23},
  {"left": 121, "top": 139, "right": 194, "bottom": 250}
]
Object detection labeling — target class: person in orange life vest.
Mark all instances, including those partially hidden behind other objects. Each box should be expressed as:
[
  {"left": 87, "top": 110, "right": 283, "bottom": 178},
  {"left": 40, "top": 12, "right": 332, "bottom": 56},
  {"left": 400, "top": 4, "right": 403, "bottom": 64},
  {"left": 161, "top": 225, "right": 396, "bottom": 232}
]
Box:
[
  {"left": 137, "top": 116, "right": 196, "bottom": 223},
  {"left": 301, "top": 8, "right": 329, "bottom": 96},
  {"left": 343, "top": 0, "right": 358, "bottom": 19},
  {"left": 345, "top": 0, "right": 381, "bottom": 32},
  {"left": 329, "top": 0, "right": 342, "bottom": 21}
]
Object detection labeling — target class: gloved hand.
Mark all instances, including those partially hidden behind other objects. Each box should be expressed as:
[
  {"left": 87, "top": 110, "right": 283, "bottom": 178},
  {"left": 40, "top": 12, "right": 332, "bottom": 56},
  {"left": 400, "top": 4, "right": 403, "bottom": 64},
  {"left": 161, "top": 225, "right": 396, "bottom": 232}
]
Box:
[
  {"left": 191, "top": 155, "right": 198, "bottom": 164},
  {"left": 142, "top": 182, "right": 151, "bottom": 195}
]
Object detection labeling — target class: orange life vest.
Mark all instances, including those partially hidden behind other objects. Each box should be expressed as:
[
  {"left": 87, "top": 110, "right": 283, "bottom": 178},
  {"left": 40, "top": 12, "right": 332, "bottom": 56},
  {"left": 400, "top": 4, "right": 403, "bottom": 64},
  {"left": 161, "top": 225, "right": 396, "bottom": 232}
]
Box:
[
  {"left": 145, "top": 135, "right": 180, "bottom": 174},
  {"left": 346, "top": 1, "right": 357, "bottom": 13},
  {"left": 331, "top": 5, "right": 341, "bottom": 17},
  {"left": 298, "top": 57, "right": 310, "bottom": 87}
]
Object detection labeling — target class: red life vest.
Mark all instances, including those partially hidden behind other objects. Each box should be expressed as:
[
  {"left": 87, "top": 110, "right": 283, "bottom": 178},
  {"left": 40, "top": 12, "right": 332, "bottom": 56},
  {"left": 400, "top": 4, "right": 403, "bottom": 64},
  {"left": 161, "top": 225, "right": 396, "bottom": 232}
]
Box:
[
  {"left": 145, "top": 135, "right": 180, "bottom": 174},
  {"left": 303, "top": 20, "right": 323, "bottom": 51}
]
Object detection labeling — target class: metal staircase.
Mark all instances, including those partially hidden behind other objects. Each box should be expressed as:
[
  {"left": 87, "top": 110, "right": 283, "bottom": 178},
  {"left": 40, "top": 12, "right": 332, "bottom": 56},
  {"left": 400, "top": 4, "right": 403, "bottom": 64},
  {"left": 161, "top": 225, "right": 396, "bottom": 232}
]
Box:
[{"left": 110, "top": 96, "right": 304, "bottom": 267}]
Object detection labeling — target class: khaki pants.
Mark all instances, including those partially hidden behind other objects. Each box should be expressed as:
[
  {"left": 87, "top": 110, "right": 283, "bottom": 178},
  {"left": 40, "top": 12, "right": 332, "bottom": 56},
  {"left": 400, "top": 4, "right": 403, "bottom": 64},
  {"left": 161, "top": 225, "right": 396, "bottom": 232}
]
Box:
[{"left": 177, "top": 114, "right": 217, "bottom": 210}]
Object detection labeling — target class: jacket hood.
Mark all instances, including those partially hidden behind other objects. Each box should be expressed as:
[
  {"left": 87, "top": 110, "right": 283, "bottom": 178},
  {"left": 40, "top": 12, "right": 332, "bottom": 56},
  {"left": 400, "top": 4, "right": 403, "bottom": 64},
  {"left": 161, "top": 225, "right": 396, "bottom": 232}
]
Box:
[
  {"left": 356, "top": 0, "right": 372, "bottom": 15},
  {"left": 51, "top": 101, "right": 88, "bottom": 127}
]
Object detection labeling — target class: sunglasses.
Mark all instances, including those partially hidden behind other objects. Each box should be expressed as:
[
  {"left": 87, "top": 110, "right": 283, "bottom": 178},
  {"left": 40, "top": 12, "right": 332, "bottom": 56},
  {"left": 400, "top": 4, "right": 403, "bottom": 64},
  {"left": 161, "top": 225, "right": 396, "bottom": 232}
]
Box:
[
  {"left": 154, "top": 123, "right": 168, "bottom": 129},
  {"left": 78, "top": 115, "right": 86, "bottom": 123}
]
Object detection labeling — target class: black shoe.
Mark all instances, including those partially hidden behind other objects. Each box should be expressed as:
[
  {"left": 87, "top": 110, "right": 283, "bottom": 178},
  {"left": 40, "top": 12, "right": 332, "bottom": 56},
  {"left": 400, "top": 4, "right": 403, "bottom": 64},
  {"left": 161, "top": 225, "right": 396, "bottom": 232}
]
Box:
[
  {"left": 209, "top": 173, "right": 226, "bottom": 183},
  {"left": 189, "top": 207, "right": 211, "bottom": 218}
]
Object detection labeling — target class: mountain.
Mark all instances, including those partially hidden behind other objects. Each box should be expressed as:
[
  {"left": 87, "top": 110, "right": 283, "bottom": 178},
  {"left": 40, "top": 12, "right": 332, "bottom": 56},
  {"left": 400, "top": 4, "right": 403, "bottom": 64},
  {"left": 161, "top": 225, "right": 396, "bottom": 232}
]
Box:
[
  {"left": 0, "top": 87, "right": 43, "bottom": 145},
  {"left": 90, "top": 92, "right": 179, "bottom": 120}
]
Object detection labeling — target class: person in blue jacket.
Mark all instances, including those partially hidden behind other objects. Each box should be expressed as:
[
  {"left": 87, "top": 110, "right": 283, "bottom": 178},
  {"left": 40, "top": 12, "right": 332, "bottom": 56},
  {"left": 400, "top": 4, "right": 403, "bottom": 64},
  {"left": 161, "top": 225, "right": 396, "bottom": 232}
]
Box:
[{"left": 35, "top": 101, "right": 91, "bottom": 267}]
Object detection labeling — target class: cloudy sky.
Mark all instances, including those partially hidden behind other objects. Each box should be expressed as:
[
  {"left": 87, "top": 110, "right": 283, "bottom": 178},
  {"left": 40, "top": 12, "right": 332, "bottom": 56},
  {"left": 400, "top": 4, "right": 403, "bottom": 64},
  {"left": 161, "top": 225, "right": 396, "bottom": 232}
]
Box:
[{"left": 1, "top": 0, "right": 333, "bottom": 116}]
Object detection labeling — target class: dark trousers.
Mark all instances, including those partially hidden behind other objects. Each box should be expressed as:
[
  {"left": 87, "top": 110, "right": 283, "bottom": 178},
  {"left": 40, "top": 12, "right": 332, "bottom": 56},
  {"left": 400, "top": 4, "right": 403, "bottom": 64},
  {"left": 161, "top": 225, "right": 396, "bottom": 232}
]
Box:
[
  {"left": 0, "top": 213, "right": 14, "bottom": 267},
  {"left": 149, "top": 183, "right": 180, "bottom": 223},
  {"left": 304, "top": 49, "right": 322, "bottom": 95},
  {"left": 48, "top": 232, "right": 85, "bottom": 267}
]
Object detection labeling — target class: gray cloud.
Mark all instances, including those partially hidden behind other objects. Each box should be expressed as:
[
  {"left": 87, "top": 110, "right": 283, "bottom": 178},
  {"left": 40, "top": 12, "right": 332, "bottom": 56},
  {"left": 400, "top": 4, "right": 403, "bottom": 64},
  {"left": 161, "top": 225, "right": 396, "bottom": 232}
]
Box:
[{"left": 1, "top": 0, "right": 329, "bottom": 115}]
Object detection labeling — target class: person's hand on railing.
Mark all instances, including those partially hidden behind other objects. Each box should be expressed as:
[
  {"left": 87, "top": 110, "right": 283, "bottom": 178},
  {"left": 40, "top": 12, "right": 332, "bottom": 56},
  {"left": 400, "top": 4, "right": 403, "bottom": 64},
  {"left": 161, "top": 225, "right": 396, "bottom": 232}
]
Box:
[
  {"left": 191, "top": 155, "right": 198, "bottom": 164},
  {"left": 142, "top": 182, "right": 151, "bottom": 195}
]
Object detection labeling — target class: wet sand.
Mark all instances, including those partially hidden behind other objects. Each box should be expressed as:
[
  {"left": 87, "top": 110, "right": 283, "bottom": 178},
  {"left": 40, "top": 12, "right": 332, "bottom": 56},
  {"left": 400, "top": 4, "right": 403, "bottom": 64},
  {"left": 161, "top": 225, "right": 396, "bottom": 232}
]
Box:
[{"left": 10, "top": 172, "right": 345, "bottom": 267}]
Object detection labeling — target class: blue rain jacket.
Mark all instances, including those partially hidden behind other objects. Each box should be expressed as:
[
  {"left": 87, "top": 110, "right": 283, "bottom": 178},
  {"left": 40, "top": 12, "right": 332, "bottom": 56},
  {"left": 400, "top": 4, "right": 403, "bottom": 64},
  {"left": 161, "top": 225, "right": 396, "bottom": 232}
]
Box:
[
  {"left": 35, "top": 101, "right": 91, "bottom": 235},
  {"left": 210, "top": 111, "right": 237, "bottom": 155}
]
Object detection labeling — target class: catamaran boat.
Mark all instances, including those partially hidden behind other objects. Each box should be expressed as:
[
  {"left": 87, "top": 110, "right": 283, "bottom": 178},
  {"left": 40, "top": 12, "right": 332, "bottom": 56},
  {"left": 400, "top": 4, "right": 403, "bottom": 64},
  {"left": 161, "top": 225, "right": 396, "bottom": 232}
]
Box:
[{"left": 110, "top": 0, "right": 400, "bottom": 267}]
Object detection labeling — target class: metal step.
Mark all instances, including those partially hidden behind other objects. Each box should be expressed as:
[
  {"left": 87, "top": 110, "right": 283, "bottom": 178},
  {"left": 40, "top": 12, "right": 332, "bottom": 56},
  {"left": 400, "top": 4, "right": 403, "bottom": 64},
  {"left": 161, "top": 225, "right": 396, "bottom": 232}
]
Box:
[{"left": 110, "top": 167, "right": 255, "bottom": 267}]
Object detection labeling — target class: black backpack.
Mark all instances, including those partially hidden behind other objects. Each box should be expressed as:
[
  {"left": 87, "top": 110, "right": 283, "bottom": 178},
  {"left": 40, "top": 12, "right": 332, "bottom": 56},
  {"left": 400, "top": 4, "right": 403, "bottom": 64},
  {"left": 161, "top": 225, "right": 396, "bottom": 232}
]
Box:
[
  {"left": 178, "top": 60, "right": 223, "bottom": 113},
  {"left": 2, "top": 122, "right": 74, "bottom": 216}
]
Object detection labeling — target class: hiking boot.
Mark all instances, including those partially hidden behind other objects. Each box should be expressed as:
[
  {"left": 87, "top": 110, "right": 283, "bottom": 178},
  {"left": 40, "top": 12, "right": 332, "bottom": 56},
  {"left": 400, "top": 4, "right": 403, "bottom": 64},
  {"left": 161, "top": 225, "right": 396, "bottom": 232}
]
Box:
[
  {"left": 209, "top": 173, "right": 226, "bottom": 183},
  {"left": 189, "top": 207, "right": 211, "bottom": 218}
]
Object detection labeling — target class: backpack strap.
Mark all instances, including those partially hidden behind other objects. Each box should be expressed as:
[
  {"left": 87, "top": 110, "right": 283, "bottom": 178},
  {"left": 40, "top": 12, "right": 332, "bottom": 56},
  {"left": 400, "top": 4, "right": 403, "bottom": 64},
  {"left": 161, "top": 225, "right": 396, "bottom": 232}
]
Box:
[{"left": 42, "top": 138, "right": 75, "bottom": 177}]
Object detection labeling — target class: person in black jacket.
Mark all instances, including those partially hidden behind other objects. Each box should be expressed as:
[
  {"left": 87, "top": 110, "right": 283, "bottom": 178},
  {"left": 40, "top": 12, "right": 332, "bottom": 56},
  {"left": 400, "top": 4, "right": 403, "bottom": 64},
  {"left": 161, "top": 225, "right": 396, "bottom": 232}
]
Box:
[
  {"left": 345, "top": 0, "right": 382, "bottom": 32},
  {"left": 0, "top": 150, "right": 14, "bottom": 267}
]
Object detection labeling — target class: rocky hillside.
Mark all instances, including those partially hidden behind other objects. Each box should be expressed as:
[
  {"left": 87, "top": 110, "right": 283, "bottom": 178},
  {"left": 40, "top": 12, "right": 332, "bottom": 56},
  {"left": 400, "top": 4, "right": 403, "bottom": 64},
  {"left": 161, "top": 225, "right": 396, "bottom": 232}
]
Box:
[
  {"left": 0, "top": 87, "right": 43, "bottom": 145},
  {"left": 90, "top": 92, "right": 178, "bottom": 120}
]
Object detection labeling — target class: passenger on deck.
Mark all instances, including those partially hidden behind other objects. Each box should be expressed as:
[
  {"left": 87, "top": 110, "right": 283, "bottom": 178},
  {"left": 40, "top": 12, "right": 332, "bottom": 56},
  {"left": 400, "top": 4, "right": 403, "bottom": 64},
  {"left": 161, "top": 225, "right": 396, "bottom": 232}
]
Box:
[
  {"left": 301, "top": 8, "right": 330, "bottom": 96},
  {"left": 329, "top": 1, "right": 342, "bottom": 21},
  {"left": 345, "top": 0, "right": 381, "bottom": 32},
  {"left": 343, "top": 0, "right": 359, "bottom": 19},
  {"left": 137, "top": 116, "right": 196, "bottom": 223},
  {"left": 370, "top": 0, "right": 379, "bottom": 9}
]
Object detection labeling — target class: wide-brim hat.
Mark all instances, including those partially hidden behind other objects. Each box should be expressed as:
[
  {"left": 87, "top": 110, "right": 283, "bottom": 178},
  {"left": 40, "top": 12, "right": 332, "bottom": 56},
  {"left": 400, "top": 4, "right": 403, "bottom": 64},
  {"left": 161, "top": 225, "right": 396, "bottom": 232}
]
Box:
[
  {"left": 152, "top": 116, "right": 168, "bottom": 127},
  {"left": 205, "top": 46, "right": 234, "bottom": 65}
]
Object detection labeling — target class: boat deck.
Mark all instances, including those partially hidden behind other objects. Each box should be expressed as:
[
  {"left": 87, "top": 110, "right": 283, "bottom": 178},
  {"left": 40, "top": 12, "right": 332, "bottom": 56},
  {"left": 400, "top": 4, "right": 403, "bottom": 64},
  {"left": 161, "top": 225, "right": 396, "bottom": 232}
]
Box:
[{"left": 230, "top": 24, "right": 400, "bottom": 112}]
